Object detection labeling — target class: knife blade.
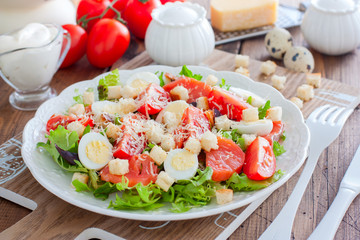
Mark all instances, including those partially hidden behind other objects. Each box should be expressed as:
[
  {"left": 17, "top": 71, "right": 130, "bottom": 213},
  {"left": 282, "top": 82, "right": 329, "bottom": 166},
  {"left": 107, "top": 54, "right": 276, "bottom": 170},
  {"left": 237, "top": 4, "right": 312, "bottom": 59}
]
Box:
[{"left": 308, "top": 145, "right": 360, "bottom": 240}]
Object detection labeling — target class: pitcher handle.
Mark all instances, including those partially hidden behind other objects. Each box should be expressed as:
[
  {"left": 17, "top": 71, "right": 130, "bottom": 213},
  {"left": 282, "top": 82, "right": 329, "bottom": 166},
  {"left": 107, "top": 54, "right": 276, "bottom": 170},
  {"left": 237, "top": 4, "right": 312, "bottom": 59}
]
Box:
[{"left": 57, "top": 29, "right": 71, "bottom": 69}]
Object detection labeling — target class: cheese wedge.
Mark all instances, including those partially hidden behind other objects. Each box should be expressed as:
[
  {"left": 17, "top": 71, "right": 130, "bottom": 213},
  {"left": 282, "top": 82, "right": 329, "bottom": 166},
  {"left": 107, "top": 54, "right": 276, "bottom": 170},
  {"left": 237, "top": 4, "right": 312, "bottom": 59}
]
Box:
[{"left": 211, "top": 0, "right": 278, "bottom": 32}]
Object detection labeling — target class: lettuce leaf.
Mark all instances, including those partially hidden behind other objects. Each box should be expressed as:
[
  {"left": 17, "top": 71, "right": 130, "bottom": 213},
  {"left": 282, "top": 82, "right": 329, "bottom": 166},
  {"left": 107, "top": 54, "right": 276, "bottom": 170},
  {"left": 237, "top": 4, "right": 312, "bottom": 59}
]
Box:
[
  {"left": 258, "top": 100, "right": 271, "bottom": 119},
  {"left": 98, "top": 69, "right": 120, "bottom": 100},
  {"left": 179, "top": 65, "right": 202, "bottom": 81}
]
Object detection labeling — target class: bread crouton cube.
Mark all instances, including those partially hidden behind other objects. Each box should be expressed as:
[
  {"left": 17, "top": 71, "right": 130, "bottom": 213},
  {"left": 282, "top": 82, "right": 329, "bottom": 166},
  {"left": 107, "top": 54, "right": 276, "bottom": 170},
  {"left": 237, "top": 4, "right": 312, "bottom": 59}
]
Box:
[
  {"left": 106, "top": 122, "right": 121, "bottom": 140},
  {"left": 306, "top": 73, "right": 321, "bottom": 88},
  {"left": 297, "top": 84, "right": 314, "bottom": 101},
  {"left": 163, "top": 112, "right": 178, "bottom": 130},
  {"left": 205, "top": 74, "right": 219, "bottom": 86},
  {"left": 170, "top": 86, "right": 189, "bottom": 101},
  {"left": 242, "top": 134, "right": 256, "bottom": 148},
  {"left": 184, "top": 137, "right": 201, "bottom": 155},
  {"left": 120, "top": 85, "right": 138, "bottom": 99},
  {"left": 260, "top": 60, "right": 277, "bottom": 76},
  {"left": 71, "top": 172, "right": 89, "bottom": 188},
  {"left": 67, "top": 121, "right": 86, "bottom": 138},
  {"left": 107, "top": 86, "right": 122, "bottom": 99},
  {"left": 235, "top": 54, "right": 250, "bottom": 68},
  {"left": 150, "top": 145, "right": 167, "bottom": 165},
  {"left": 196, "top": 97, "right": 209, "bottom": 110},
  {"left": 290, "top": 97, "right": 303, "bottom": 109},
  {"left": 155, "top": 171, "right": 175, "bottom": 192},
  {"left": 161, "top": 134, "right": 175, "bottom": 151},
  {"left": 117, "top": 98, "right": 138, "bottom": 115},
  {"left": 145, "top": 121, "right": 165, "bottom": 144},
  {"left": 109, "top": 159, "right": 129, "bottom": 175},
  {"left": 215, "top": 115, "right": 232, "bottom": 130},
  {"left": 83, "top": 91, "right": 94, "bottom": 105},
  {"left": 242, "top": 108, "right": 259, "bottom": 122},
  {"left": 271, "top": 75, "right": 287, "bottom": 90},
  {"left": 216, "top": 189, "right": 233, "bottom": 205},
  {"left": 266, "top": 106, "right": 282, "bottom": 122},
  {"left": 201, "top": 130, "right": 219, "bottom": 152},
  {"left": 235, "top": 67, "right": 250, "bottom": 77},
  {"left": 68, "top": 103, "right": 85, "bottom": 116}
]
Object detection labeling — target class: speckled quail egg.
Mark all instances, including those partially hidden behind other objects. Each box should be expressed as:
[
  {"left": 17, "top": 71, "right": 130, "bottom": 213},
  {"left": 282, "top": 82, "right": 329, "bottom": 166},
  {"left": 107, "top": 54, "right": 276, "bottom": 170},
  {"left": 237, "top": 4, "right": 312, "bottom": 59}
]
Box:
[
  {"left": 265, "top": 27, "right": 293, "bottom": 59},
  {"left": 164, "top": 149, "right": 198, "bottom": 181},
  {"left": 283, "top": 46, "right": 314, "bottom": 73}
]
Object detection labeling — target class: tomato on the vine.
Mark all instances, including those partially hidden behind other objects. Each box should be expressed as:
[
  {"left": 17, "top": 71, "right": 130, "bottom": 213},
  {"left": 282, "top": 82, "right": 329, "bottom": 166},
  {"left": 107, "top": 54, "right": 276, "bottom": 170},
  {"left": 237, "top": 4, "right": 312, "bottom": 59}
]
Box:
[
  {"left": 122, "top": 0, "right": 162, "bottom": 39},
  {"left": 60, "top": 24, "right": 88, "bottom": 68},
  {"left": 76, "top": 0, "right": 115, "bottom": 32},
  {"left": 111, "top": 0, "right": 127, "bottom": 12},
  {"left": 86, "top": 18, "right": 130, "bottom": 68}
]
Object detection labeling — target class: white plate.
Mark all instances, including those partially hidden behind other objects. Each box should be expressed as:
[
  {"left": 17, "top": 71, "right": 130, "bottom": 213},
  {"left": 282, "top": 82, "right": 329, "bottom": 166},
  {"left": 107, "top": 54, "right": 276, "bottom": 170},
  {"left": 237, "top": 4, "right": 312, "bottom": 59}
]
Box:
[{"left": 22, "top": 65, "right": 310, "bottom": 221}]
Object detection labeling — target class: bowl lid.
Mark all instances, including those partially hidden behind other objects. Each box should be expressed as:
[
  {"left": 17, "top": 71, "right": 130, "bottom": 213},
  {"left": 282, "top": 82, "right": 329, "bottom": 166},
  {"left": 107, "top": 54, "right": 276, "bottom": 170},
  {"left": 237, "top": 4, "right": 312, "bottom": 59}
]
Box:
[{"left": 312, "top": 0, "right": 359, "bottom": 13}]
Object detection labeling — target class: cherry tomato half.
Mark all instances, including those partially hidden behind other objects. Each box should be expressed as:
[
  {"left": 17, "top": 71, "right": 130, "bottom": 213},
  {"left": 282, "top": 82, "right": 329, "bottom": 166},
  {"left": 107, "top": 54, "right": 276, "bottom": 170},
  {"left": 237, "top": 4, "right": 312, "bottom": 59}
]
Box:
[{"left": 136, "top": 83, "right": 170, "bottom": 115}]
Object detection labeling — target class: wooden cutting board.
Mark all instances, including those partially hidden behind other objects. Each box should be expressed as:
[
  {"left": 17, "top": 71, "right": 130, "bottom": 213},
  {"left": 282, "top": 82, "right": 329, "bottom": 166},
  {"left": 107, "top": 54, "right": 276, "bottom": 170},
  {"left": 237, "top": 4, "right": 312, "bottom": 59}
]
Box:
[{"left": 1, "top": 50, "right": 359, "bottom": 240}]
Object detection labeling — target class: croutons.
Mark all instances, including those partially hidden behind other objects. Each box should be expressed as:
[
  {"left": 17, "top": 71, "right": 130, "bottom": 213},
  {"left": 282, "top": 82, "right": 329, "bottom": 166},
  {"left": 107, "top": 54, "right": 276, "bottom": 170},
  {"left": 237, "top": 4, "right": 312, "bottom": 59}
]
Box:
[
  {"left": 196, "top": 97, "right": 209, "bottom": 110},
  {"left": 200, "top": 130, "right": 219, "bottom": 152},
  {"left": 120, "top": 85, "right": 138, "bottom": 99},
  {"left": 161, "top": 134, "right": 176, "bottom": 151},
  {"left": 242, "top": 134, "right": 256, "bottom": 148},
  {"left": 68, "top": 103, "right": 85, "bottom": 116},
  {"left": 83, "top": 91, "right": 94, "bottom": 105},
  {"left": 216, "top": 189, "right": 233, "bottom": 205},
  {"left": 163, "top": 111, "right": 178, "bottom": 130},
  {"left": 290, "top": 97, "right": 303, "bottom": 109},
  {"left": 108, "top": 159, "right": 129, "bottom": 175},
  {"left": 107, "top": 86, "right": 122, "bottom": 99},
  {"left": 117, "top": 98, "right": 138, "bottom": 115},
  {"left": 71, "top": 172, "right": 89, "bottom": 188},
  {"left": 235, "top": 67, "right": 250, "bottom": 77},
  {"left": 297, "top": 84, "right": 314, "bottom": 101},
  {"left": 215, "top": 115, "right": 232, "bottom": 130},
  {"left": 266, "top": 106, "right": 282, "bottom": 121},
  {"left": 144, "top": 121, "right": 165, "bottom": 144},
  {"left": 184, "top": 137, "right": 201, "bottom": 155},
  {"left": 106, "top": 122, "right": 121, "bottom": 140},
  {"left": 242, "top": 108, "right": 259, "bottom": 122},
  {"left": 205, "top": 74, "right": 218, "bottom": 86},
  {"left": 170, "top": 86, "right": 189, "bottom": 101},
  {"left": 204, "top": 110, "right": 215, "bottom": 128},
  {"left": 235, "top": 54, "right": 249, "bottom": 68},
  {"left": 260, "top": 60, "right": 277, "bottom": 76},
  {"left": 306, "top": 73, "right": 321, "bottom": 88},
  {"left": 271, "top": 75, "right": 287, "bottom": 90},
  {"left": 67, "top": 121, "right": 86, "bottom": 137},
  {"left": 155, "top": 171, "right": 175, "bottom": 192},
  {"left": 150, "top": 145, "right": 167, "bottom": 165}
]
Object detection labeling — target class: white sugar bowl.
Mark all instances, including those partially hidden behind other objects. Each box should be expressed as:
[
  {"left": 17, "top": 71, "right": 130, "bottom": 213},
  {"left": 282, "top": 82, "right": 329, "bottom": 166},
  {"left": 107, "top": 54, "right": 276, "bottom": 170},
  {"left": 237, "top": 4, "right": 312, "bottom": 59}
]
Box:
[
  {"left": 301, "top": 0, "right": 360, "bottom": 55},
  {"left": 145, "top": 2, "right": 215, "bottom": 66}
]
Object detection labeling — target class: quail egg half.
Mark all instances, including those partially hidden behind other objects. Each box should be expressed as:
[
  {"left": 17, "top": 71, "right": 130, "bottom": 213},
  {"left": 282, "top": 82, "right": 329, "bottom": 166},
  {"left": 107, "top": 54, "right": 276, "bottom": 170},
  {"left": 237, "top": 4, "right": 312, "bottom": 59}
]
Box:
[{"left": 265, "top": 27, "right": 293, "bottom": 60}]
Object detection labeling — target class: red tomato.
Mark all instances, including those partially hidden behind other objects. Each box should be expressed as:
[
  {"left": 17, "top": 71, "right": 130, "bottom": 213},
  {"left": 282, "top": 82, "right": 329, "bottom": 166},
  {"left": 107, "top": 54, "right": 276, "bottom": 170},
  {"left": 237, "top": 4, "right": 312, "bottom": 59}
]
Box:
[
  {"left": 46, "top": 114, "right": 76, "bottom": 132},
  {"left": 206, "top": 136, "right": 245, "bottom": 182},
  {"left": 122, "top": 0, "right": 162, "bottom": 39},
  {"left": 263, "top": 121, "right": 284, "bottom": 145},
  {"left": 113, "top": 114, "right": 147, "bottom": 159},
  {"left": 77, "top": 116, "right": 94, "bottom": 128},
  {"left": 112, "top": 0, "right": 127, "bottom": 12},
  {"left": 76, "top": 0, "right": 115, "bottom": 32},
  {"left": 100, "top": 154, "right": 159, "bottom": 187},
  {"left": 86, "top": 18, "right": 130, "bottom": 68},
  {"left": 160, "top": 0, "right": 186, "bottom": 3},
  {"left": 136, "top": 83, "right": 170, "bottom": 115},
  {"left": 60, "top": 24, "right": 88, "bottom": 68},
  {"left": 163, "top": 76, "right": 212, "bottom": 103},
  {"left": 243, "top": 137, "right": 276, "bottom": 180},
  {"left": 208, "top": 87, "right": 251, "bottom": 121}
]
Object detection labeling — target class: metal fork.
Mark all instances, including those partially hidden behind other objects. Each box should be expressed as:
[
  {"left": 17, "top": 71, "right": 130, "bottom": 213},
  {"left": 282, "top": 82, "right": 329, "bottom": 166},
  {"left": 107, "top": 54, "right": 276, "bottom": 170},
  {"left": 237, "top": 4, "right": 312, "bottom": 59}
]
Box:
[{"left": 258, "top": 105, "right": 353, "bottom": 240}]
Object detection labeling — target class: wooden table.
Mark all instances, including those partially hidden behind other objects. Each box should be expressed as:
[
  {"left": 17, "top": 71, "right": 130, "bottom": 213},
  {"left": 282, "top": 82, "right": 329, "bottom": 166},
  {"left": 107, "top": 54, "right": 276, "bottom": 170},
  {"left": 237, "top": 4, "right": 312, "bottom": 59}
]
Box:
[{"left": 1, "top": 0, "right": 360, "bottom": 239}]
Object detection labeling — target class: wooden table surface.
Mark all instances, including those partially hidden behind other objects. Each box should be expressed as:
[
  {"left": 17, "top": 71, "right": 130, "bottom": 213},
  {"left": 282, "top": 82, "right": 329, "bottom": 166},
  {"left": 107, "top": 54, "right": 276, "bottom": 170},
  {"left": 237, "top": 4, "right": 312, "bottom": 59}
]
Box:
[{"left": 1, "top": 0, "right": 360, "bottom": 239}]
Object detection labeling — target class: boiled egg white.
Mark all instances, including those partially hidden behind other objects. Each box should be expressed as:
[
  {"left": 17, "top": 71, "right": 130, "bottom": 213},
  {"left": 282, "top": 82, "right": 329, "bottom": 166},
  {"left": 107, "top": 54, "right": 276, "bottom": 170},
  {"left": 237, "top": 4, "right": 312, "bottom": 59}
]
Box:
[
  {"left": 91, "top": 100, "right": 117, "bottom": 115},
  {"left": 78, "top": 132, "right": 113, "bottom": 170},
  {"left": 230, "top": 87, "right": 266, "bottom": 107},
  {"left": 164, "top": 149, "right": 198, "bottom": 181},
  {"left": 155, "top": 100, "right": 189, "bottom": 126},
  {"left": 126, "top": 72, "right": 160, "bottom": 91},
  {"left": 231, "top": 119, "right": 273, "bottom": 136}
]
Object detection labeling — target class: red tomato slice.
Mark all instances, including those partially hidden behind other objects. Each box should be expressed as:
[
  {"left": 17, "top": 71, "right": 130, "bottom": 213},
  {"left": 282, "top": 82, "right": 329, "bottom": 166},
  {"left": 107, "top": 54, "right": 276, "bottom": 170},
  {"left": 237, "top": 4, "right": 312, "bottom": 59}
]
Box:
[
  {"left": 77, "top": 116, "right": 94, "bottom": 128},
  {"left": 243, "top": 137, "right": 276, "bottom": 180},
  {"left": 136, "top": 83, "right": 170, "bottom": 115},
  {"left": 262, "top": 121, "right": 284, "bottom": 145},
  {"left": 174, "top": 106, "right": 210, "bottom": 148},
  {"left": 100, "top": 154, "right": 159, "bottom": 187},
  {"left": 208, "top": 87, "right": 251, "bottom": 121},
  {"left": 163, "top": 76, "right": 212, "bottom": 103},
  {"left": 206, "top": 136, "right": 245, "bottom": 182},
  {"left": 46, "top": 114, "right": 76, "bottom": 132},
  {"left": 113, "top": 114, "right": 147, "bottom": 159}
]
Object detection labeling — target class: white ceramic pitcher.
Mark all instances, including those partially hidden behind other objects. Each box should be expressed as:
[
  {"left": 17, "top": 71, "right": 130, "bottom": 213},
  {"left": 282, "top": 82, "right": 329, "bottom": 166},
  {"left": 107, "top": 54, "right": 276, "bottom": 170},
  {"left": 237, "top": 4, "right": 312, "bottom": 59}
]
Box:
[{"left": 301, "top": 0, "right": 360, "bottom": 55}]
